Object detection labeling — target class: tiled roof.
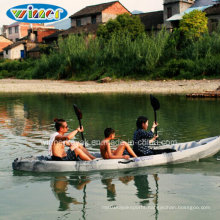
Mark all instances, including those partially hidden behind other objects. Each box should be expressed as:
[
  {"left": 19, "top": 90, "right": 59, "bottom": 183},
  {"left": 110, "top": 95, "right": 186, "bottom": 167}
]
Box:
[
  {"left": 3, "top": 41, "right": 25, "bottom": 51},
  {"left": 0, "top": 42, "right": 13, "bottom": 52},
  {"left": 204, "top": 3, "right": 220, "bottom": 15},
  {"left": 60, "top": 24, "right": 100, "bottom": 36},
  {"left": 43, "top": 30, "right": 64, "bottom": 41},
  {"left": 43, "top": 24, "right": 100, "bottom": 42},
  {"left": 191, "top": 0, "right": 216, "bottom": 8},
  {"left": 137, "top": 11, "right": 164, "bottom": 31},
  {"left": 70, "top": 1, "right": 118, "bottom": 18}
]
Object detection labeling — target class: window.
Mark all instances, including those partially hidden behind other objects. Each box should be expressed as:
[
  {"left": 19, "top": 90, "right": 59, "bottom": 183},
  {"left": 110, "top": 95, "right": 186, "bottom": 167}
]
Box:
[
  {"left": 167, "top": 7, "right": 172, "bottom": 19},
  {"left": 76, "top": 19, "right": 81, "bottom": 27},
  {"left": 15, "top": 26, "right": 19, "bottom": 33},
  {"left": 91, "top": 15, "right": 97, "bottom": 24},
  {"left": 6, "top": 50, "right": 8, "bottom": 55},
  {"left": 9, "top": 27, "right": 12, "bottom": 35}
]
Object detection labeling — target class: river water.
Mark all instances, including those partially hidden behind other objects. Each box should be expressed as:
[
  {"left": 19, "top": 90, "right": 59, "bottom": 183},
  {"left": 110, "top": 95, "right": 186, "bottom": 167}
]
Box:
[{"left": 0, "top": 93, "right": 219, "bottom": 220}]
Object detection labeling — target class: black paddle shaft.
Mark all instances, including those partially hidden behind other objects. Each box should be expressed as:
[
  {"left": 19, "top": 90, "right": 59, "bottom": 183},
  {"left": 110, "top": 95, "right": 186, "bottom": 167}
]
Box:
[
  {"left": 154, "top": 110, "right": 157, "bottom": 135},
  {"left": 150, "top": 95, "right": 160, "bottom": 136},
  {"left": 73, "top": 104, "right": 85, "bottom": 147}
]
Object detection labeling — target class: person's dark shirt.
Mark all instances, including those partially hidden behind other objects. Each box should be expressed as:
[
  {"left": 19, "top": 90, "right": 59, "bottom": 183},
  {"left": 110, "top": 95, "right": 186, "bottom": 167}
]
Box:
[{"left": 133, "top": 129, "right": 154, "bottom": 156}]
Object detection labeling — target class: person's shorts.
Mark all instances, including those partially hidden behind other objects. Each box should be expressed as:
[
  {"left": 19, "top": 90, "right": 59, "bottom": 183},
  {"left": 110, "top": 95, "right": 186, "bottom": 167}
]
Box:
[
  {"left": 52, "top": 149, "right": 78, "bottom": 161},
  {"left": 123, "top": 149, "right": 131, "bottom": 156}
]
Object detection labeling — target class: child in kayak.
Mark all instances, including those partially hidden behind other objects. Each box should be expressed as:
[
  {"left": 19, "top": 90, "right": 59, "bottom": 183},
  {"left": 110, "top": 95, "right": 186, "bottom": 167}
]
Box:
[
  {"left": 49, "top": 118, "right": 96, "bottom": 161},
  {"left": 133, "top": 116, "right": 176, "bottom": 156},
  {"left": 100, "top": 128, "right": 137, "bottom": 159}
]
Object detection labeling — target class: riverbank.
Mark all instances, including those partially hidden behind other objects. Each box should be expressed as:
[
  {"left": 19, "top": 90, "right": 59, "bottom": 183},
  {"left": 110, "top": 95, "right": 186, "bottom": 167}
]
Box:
[{"left": 0, "top": 79, "right": 219, "bottom": 94}]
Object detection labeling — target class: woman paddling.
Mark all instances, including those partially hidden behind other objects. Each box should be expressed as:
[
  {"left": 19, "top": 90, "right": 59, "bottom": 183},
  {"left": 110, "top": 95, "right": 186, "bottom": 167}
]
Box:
[{"left": 133, "top": 116, "right": 176, "bottom": 156}]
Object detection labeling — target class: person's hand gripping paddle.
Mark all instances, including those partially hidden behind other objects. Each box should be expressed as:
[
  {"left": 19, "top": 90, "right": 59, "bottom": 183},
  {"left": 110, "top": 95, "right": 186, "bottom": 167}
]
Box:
[{"left": 73, "top": 104, "right": 85, "bottom": 147}]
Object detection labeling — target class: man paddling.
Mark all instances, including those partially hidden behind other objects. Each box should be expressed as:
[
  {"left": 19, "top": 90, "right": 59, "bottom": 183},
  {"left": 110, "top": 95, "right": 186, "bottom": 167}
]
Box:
[{"left": 49, "top": 118, "right": 95, "bottom": 161}]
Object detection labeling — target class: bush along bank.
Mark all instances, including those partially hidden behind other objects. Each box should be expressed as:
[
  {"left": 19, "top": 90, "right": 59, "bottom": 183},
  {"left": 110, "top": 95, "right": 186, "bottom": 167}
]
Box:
[{"left": 1, "top": 29, "right": 220, "bottom": 80}]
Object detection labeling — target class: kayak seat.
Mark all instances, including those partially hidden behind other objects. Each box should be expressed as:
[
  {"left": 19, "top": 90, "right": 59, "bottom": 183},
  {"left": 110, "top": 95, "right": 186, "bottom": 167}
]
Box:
[{"left": 37, "top": 155, "right": 52, "bottom": 161}]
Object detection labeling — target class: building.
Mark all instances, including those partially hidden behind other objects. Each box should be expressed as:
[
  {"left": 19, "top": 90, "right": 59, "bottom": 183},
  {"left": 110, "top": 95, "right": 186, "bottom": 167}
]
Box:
[
  {"left": 2, "top": 22, "right": 54, "bottom": 42},
  {"left": 70, "top": 0, "right": 131, "bottom": 27},
  {"left": 3, "top": 41, "right": 26, "bottom": 59},
  {"left": 44, "top": 1, "right": 131, "bottom": 43},
  {"left": 137, "top": 0, "right": 220, "bottom": 32},
  {"left": 21, "top": 27, "right": 58, "bottom": 43},
  {"left": 165, "top": 0, "right": 220, "bottom": 30},
  {"left": 2, "top": 25, "right": 58, "bottom": 59}
]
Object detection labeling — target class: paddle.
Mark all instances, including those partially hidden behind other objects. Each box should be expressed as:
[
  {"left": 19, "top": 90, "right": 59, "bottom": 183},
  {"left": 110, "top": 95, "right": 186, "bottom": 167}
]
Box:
[
  {"left": 150, "top": 94, "right": 160, "bottom": 136},
  {"left": 73, "top": 104, "right": 85, "bottom": 147}
]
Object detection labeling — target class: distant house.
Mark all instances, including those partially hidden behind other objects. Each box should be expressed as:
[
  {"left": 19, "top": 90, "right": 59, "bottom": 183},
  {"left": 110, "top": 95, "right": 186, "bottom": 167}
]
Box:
[
  {"left": 2, "top": 22, "right": 55, "bottom": 42},
  {"left": 44, "top": 1, "right": 131, "bottom": 43},
  {"left": 3, "top": 41, "right": 26, "bottom": 59},
  {"left": 137, "top": 0, "right": 220, "bottom": 32},
  {"left": 2, "top": 26, "right": 59, "bottom": 59},
  {"left": 165, "top": 0, "right": 220, "bottom": 31},
  {"left": 69, "top": 0, "right": 131, "bottom": 27}
]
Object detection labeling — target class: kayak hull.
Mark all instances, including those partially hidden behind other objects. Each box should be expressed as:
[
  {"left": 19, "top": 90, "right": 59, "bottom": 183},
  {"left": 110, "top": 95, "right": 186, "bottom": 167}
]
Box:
[{"left": 12, "top": 136, "right": 220, "bottom": 172}]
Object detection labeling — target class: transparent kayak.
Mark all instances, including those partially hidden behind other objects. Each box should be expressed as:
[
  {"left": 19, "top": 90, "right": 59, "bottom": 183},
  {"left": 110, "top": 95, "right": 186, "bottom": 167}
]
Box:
[{"left": 12, "top": 136, "right": 220, "bottom": 172}]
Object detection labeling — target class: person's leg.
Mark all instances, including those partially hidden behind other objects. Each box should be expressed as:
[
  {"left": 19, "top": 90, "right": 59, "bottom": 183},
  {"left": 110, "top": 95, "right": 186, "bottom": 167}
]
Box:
[
  {"left": 74, "top": 148, "right": 92, "bottom": 161},
  {"left": 114, "top": 141, "right": 137, "bottom": 158},
  {"left": 76, "top": 142, "right": 96, "bottom": 159}
]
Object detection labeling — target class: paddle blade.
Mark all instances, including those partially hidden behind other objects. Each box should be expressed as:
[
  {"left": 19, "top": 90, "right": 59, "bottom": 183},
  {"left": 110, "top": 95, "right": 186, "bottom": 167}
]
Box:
[
  {"left": 150, "top": 95, "right": 160, "bottom": 111},
  {"left": 73, "top": 104, "right": 82, "bottom": 120}
]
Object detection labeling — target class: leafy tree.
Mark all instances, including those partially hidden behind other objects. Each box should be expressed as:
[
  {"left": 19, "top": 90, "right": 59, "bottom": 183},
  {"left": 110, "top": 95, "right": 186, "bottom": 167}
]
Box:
[
  {"left": 97, "top": 13, "right": 145, "bottom": 40},
  {"left": 179, "top": 10, "right": 208, "bottom": 41}
]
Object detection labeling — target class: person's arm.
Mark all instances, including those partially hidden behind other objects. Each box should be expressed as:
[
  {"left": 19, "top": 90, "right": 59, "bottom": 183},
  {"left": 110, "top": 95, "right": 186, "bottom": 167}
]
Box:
[
  {"left": 106, "top": 142, "right": 128, "bottom": 159},
  {"left": 149, "top": 135, "right": 159, "bottom": 144},
  {"left": 55, "top": 127, "right": 84, "bottom": 141},
  {"left": 66, "top": 126, "right": 84, "bottom": 140}
]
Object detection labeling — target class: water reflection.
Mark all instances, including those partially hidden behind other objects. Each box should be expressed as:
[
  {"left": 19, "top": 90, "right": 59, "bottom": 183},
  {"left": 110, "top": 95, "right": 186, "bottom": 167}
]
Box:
[
  {"left": 48, "top": 173, "right": 160, "bottom": 219},
  {"left": 101, "top": 178, "right": 116, "bottom": 201},
  {"left": 51, "top": 175, "right": 90, "bottom": 214}
]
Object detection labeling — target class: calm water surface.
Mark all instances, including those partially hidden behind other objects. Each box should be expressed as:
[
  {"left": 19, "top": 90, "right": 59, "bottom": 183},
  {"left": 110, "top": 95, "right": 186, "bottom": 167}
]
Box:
[{"left": 0, "top": 93, "right": 219, "bottom": 220}]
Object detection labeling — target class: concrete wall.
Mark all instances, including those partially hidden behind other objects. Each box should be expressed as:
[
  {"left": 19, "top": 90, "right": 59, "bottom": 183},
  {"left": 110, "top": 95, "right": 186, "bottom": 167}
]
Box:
[
  {"left": 101, "top": 13, "right": 118, "bottom": 23},
  {"left": 3, "top": 44, "right": 25, "bottom": 59},
  {"left": 71, "top": 14, "right": 102, "bottom": 27},
  {"left": 5, "top": 26, "right": 20, "bottom": 42},
  {"left": 164, "top": 1, "right": 193, "bottom": 21},
  {"left": 163, "top": 1, "right": 194, "bottom": 28}
]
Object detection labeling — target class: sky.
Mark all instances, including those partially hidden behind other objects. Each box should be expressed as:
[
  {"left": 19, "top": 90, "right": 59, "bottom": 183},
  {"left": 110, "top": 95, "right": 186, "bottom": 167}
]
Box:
[{"left": 0, "top": 0, "right": 163, "bottom": 27}]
